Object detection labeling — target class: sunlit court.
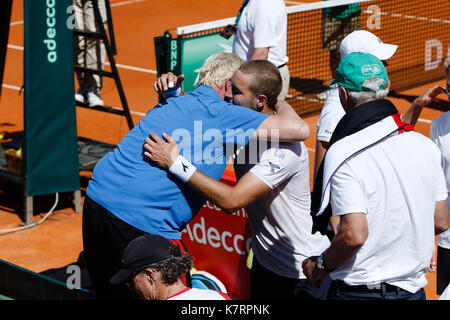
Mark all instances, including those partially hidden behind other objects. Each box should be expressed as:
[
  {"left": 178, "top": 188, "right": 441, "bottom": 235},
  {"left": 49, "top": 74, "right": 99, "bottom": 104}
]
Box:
[{"left": 0, "top": 0, "right": 448, "bottom": 302}]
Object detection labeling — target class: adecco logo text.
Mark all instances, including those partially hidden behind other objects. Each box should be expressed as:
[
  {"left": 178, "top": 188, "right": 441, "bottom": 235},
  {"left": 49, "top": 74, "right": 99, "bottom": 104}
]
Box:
[{"left": 43, "top": 0, "right": 57, "bottom": 63}]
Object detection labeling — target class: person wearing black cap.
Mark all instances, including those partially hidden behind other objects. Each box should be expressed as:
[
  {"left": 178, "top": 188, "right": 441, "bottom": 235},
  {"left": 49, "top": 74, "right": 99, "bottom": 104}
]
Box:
[{"left": 110, "top": 234, "right": 232, "bottom": 300}]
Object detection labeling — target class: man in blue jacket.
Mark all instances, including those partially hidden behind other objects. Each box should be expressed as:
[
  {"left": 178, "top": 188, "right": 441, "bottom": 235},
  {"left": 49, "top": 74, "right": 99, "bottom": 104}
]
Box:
[{"left": 82, "top": 52, "right": 310, "bottom": 299}]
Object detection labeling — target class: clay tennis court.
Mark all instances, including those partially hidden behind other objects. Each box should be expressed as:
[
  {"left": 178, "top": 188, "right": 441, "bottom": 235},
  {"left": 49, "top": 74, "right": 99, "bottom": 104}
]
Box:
[{"left": 0, "top": 0, "right": 447, "bottom": 300}]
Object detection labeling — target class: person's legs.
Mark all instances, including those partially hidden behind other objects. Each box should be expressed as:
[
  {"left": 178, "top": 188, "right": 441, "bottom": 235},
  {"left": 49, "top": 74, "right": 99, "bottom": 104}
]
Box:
[
  {"left": 437, "top": 246, "right": 450, "bottom": 295},
  {"left": 388, "top": 288, "right": 426, "bottom": 300},
  {"left": 73, "top": 0, "right": 106, "bottom": 106},
  {"left": 82, "top": 196, "right": 146, "bottom": 299},
  {"left": 250, "top": 257, "right": 329, "bottom": 300},
  {"left": 250, "top": 258, "right": 289, "bottom": 299},
  {"left": 327, "top": 281, "right": 426, "bottom": 300},
  {"left": 293, "top": 275, "right": 331, "bottom": 300},
  {"left": 73, "top": 0, "right": 89, "bottom": 102},
  {"left": 82, "top": 0, "right": 106, "bottom": 90}
]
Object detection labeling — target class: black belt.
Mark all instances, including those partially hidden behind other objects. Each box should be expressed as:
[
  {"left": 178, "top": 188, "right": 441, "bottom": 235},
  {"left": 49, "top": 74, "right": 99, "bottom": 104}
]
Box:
[
  {"left": 277, "top": 63, "right": 287, "bottom": 69},
  {"left": 332, "top": 280, "right": 403, "bottom": 295}
]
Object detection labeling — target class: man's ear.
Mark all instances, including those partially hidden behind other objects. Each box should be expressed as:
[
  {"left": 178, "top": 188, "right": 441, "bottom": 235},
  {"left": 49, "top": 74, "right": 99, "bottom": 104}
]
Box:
[
  {"left": 338, "top": 86, "right": 349, "bottom": 110},
  {"left": 145, "top": 268, "right": 156, "bottom": 284},
  {"left": 221, "top": 78, "right": 233, "bottom": 102},
  {"left": 256, "top": 94, "right": 267, "bottom": 108},
  {"left": 224, "top": 78, "right": 232, "bottom": 95}
]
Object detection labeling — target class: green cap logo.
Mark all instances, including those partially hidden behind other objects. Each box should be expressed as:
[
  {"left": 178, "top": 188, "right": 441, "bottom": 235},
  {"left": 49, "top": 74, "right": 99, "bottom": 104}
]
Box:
[
  {"left": 330, "top": 52, "right": 389, "bottom": 92},
  {"left": 361, "top": 64, "right": 381, "bottom": 76}
]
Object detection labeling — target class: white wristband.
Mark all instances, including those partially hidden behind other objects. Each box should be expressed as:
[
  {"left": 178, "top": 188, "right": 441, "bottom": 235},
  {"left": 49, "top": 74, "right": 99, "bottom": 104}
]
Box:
[{"left": 168, "top": 155, "right": 197, "bottom": 183}]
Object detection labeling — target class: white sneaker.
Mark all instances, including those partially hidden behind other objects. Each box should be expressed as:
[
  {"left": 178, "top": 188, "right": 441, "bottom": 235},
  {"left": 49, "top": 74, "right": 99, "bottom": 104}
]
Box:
[
  {"left": 87, "top": 91, "right": 104, "bottom": 107},
  {"left": 75, "top": 91, "right": 86, "bottom": 104}
]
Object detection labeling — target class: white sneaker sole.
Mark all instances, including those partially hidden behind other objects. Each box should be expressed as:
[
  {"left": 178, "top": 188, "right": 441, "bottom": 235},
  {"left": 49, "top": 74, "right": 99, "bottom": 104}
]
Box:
[
  {"left": 75, "top": 93, "right": 86, "bottom": 104},
  {"left": 87, "top": 93, "right": 104, "bottom": 107}
]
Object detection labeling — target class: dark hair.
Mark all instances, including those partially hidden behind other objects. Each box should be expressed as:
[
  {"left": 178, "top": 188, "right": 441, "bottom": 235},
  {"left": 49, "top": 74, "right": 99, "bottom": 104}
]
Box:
[
  {"left": 148, "top": 244, "right": 193, "bottom": 285},
  {"left": 446, "top": 63, "right": 450, "bottom": 75},
  {"left": 239, "top": 60, "right": 282, "bottom": 109}
]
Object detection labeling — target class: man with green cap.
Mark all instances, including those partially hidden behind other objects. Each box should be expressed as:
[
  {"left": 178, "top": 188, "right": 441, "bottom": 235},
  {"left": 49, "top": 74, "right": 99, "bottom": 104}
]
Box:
[{"left": 303, "top": 52, "right": 449, "bottom": 300}]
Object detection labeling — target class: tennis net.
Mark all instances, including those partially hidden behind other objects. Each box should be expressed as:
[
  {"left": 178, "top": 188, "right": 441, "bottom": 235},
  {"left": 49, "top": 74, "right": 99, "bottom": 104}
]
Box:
[{"left": 157, "top": 0, "right": 450, "bottom": 116}]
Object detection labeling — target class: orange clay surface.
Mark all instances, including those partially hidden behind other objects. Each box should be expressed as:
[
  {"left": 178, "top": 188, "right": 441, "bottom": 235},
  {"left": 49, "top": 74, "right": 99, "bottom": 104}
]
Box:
[{"left": 0, "top": 0, "right": 446, "bottom": 299}]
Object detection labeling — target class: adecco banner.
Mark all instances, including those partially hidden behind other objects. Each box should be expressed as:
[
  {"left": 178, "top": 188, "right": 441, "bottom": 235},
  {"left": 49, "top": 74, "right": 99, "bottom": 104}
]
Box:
[
  {"left": 180, "top": 32, "right": 234, "bottom": 92},
  {"left": 181, "top": 169, "right": 252, "bottom": 300},
  {"left": 24, "top": 0, "right": 79, "bottom": 196}
]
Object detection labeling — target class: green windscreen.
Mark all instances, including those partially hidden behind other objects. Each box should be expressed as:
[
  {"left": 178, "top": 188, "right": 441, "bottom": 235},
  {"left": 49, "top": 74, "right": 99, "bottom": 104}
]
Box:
[{"left": 23, "top": 0, "right": 79, "bottom": 196}]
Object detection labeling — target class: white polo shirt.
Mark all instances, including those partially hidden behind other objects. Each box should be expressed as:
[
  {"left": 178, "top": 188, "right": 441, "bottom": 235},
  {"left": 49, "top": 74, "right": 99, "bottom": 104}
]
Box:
[
  {"left": 166, "top": 288, "right": 232, "bottom": 300},
  {"left": 329, "top": 131, "right": 448, "bottom": 293},
  {"left": 234, "top": 141, "right": 330, "bottom": 279},
  {"left": 233, "top": 0, "right": 289, "bottom": 67},
  {"left": 316, "top": 85, "right": 345, "bottom": 143},
  {"left": 430, "top": 111, "right": 450, "bottom": 249}
]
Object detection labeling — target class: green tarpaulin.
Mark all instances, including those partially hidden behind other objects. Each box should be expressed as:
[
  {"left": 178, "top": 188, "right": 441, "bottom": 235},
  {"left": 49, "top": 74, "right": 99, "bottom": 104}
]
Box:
[{"left": 23, "top": 0, "right": 79, "bottom": 196}]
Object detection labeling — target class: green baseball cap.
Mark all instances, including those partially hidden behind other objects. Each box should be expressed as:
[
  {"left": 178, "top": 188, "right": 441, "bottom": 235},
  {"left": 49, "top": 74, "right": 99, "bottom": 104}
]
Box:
[{"left": 330, "top": 52, "right": 389, "bottom": 92}]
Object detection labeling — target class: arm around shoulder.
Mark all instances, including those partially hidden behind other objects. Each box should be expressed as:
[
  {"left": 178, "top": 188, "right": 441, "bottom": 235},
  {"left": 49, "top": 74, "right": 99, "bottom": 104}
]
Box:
[
  {"left": 188, "top": 170, "right": 271, "bottom": 214},
  {"left": 254, "top": 100, "right": 310, "bottom": 142}
]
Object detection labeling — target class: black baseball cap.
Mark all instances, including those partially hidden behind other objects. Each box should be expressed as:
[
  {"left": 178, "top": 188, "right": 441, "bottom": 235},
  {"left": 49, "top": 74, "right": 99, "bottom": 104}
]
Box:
[{"left": 110, "top": 234, "right": 175, "bottom": 285}]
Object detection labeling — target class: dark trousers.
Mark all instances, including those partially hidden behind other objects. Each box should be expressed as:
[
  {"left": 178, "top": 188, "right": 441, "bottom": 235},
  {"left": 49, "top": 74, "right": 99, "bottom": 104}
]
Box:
[
  {"left": 437, "top": 246, "right": 450, "bottom": 295},
  {"left": 250, "top": 257, "right": 331, "bottom": 300},
  {"left": 82, "top": 195, "right": 147, "bottom": 299},
  {"left": 328, "top": 280, "right": 426, "bottom": 300},
  {"left": 82, "top": 195, "right": 191, "bottom": 299}
]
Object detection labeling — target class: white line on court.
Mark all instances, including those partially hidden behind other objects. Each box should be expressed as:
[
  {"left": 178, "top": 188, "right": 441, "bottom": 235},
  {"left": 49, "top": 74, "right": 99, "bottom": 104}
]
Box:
[
  {"left": 9, "top": 20, "right": 23, "bottom": 27},
  {"left": 110, "top": 0, "right": 148, "bottom": 7},
  {"left": 128, "top": 110, "right": 146, "bottom": 117},
  {"left": 9, "top": 0, "right": 149, "bottom": 27},
  {"left": 417, "top": 118, "right": 432, "bottom": 124},
  {"left": 7, "top": 44, "right": 157, "bottom": 74},
  {"left": 362, "top": 9, "right": 450, "bottom": 24},
  {"left": 284, "top": 1, "right": 304, "bottom": 5},
  {"left": 1, "top": 83, "right": 148, "bottom": 118},
  {"left": 105, "top": 62, "right": 156, "bottom": 74},
  {"left": 1, "top": 84, "right": 21, "bottom": 91},
  {"left": 6, "top": 44, "right": 23, "bottom": 51}
]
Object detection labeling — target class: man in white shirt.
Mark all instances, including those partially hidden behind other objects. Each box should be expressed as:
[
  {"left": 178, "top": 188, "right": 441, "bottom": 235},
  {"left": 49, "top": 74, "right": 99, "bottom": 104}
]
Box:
[
  {"left": 314, "top": 30, "right": 398, "bottom": 178},
  {"left": 429, "top": 63, "right": 450, "bottom": 296},
  {"left": 304, "top": 52, "right": 449, "bottom": 300},
  {"left": 146, "top": 60, "right": 331, "bottom": 300},
  {"left": 232, "top": 0, "right": 289, "bottom": 99},
  {"left": 313, "top": 30, "right": 445, "bottom": 235}
]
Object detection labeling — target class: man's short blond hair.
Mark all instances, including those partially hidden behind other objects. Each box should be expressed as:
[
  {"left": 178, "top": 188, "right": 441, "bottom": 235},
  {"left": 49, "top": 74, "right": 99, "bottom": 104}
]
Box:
[{"left": 197, "top": 52, "right": 244, "bottom": 89}]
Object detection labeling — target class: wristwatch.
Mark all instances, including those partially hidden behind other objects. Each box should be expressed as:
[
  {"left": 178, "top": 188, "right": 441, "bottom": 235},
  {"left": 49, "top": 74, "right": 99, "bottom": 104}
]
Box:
[{"left": 317, "top": 253, "right": 334, "bottom": 273}]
